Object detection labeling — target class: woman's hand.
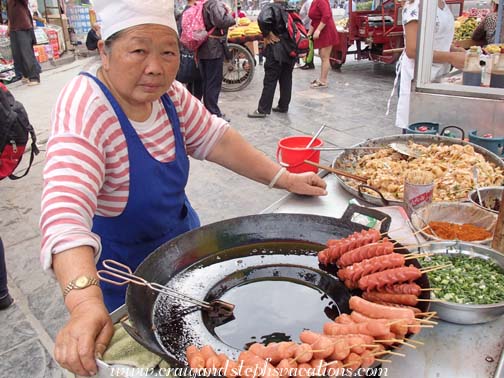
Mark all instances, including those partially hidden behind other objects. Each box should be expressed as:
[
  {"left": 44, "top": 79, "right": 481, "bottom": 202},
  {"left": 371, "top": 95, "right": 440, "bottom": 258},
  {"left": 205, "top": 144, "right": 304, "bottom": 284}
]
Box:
[
  {"left": 264, "top": 32, "right": 280, "bottom": 45},
  {"left": 313, "top": 29, "right": 321, "bottom": 40},
  {"left": 54, "top": 298, "right": 114, "bottom": 376},
  {"left": 280, "top": 171, "right": 327, "bottom": 196}
]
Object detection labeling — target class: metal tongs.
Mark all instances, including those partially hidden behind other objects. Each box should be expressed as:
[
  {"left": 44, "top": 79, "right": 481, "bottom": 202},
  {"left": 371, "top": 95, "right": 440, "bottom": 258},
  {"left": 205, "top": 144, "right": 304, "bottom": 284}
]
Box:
[{"left": 97, "top": 259, "right": 235, "bottom": 317}]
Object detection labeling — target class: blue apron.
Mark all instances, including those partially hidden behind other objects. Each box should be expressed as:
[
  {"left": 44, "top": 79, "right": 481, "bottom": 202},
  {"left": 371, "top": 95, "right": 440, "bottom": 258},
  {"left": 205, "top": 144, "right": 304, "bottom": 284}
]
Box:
[{"left": 81, "top": 73, "right": 200, "bottom": 312}]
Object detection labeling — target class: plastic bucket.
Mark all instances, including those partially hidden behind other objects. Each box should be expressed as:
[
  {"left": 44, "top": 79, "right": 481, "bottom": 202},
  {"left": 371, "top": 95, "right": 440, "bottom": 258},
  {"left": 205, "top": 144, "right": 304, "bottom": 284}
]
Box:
[
  {"left": 276, "top": 136, "right": 323, "bottom": 173},
  {"left": 468, "top": 130, "right": 504, "bottom": 157}
]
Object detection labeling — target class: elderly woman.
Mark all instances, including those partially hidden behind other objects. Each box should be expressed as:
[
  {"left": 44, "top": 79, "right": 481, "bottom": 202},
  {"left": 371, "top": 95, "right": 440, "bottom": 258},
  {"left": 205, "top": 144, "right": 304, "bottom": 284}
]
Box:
[{"left": 41, "top": 0, "right": 327, "bottom": 375}]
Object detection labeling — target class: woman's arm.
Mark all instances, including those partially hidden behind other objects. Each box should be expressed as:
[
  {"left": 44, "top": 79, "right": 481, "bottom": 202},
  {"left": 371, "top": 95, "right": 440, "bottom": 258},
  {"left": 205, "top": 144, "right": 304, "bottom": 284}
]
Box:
[
  {"left": 206, "top": 128, "right": 327, "bottom": 196},
  {"left": 52, "top": 247, "right": 114, "bottom": 376},
  {"left": 404, "top": 21, "right": 465, "bottom": 69}
]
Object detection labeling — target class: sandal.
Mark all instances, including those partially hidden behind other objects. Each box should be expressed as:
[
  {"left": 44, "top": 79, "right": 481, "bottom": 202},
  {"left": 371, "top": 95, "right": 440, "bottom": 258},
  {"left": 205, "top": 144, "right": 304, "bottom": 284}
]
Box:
[{"left": 310, "top": 80, "right": 328, "bottom": 88}]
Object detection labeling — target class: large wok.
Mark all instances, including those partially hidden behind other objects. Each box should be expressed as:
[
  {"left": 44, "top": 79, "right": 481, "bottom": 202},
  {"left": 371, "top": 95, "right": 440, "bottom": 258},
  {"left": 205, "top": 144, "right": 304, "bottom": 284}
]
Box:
[
  {"left": 332, "top": 134, "right": 504, "bottom": 207},
  {"left": 119, "top": 205, "right": 430, "bottom": 367}
]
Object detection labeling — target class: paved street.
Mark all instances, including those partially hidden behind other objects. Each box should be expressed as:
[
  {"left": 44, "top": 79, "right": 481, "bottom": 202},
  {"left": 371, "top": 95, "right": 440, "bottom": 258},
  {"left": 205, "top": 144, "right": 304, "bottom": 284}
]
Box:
[{"left": 0, "top": 54, "right": 398, "bottom": 377}]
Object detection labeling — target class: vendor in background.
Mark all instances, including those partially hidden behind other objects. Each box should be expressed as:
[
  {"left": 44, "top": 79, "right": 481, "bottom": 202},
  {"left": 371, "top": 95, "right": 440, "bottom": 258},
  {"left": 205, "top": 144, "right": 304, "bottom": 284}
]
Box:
[
  {"left": 232, "top": 2, "right": 246, "bottom": 18},
  {"left": 394, "top": 0, "right": 466, "bottom": 130},
  {"left": 472, "top": 0, "right": 504, "bottom": 46},
  {"left": 32, "top": 11, "right": 45, "bottom": 27},
  {"left": 299, "top": 0, "right": 314, "bottom": 69},
  {"left": 85, "top": 22, "right": 101, "bottom": 51},
  {"left": 40, "top": 0, "right": 327, "bottom": 375}
]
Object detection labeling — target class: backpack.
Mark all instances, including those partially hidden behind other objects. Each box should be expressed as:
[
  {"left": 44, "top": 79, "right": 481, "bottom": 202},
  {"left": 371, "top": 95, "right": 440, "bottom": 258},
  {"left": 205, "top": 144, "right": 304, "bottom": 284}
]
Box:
[
  {"left": 0, "top": 83, "right": 39, "bottom": 180},
  {"left": 180, "top": 0, "right": 215, "bottom": 52},
  {"left": 283, "top": 11, "right": 310, "bottom": 58}
]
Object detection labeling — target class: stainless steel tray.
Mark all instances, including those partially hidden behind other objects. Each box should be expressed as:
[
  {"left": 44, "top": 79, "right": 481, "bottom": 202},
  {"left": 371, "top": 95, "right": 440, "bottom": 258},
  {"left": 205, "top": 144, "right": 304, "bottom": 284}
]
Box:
[{"left": 331, "top": 134, "right": 504, "bottom": 207}]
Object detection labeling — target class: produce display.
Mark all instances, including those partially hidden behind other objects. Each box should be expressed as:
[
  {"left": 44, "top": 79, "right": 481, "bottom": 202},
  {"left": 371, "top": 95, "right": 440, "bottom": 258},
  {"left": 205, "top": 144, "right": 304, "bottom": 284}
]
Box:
[
  {"left": 343, "top": 142, "right": 504, "bottom": 201},
  {"left": 453, "top": 16, "right": 479, "bottom": 41},
  {"left": 424, "top": 254, "right": 504, "bottom": 305},
  {"left": 228, "top": 21, "right": 261, "bottom": 39},
  {"left": 356, "top": 0, "right": 373, "bottom": 11},
  {"left": 424, "top": 221, "right": 493, "bottom": 242},
  {"left": 486, "top": 44, "right": 504, "bottom": 54},
  {"left": 335, "top": 17, "right": 349, "bottom": 30}
]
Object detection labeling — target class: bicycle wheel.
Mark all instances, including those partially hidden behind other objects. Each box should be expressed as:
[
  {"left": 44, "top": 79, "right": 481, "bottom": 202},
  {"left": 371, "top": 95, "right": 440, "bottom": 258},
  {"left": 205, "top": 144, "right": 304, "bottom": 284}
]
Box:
[{"left": 222, "top": 43, "right": 255, "bottom": 92}]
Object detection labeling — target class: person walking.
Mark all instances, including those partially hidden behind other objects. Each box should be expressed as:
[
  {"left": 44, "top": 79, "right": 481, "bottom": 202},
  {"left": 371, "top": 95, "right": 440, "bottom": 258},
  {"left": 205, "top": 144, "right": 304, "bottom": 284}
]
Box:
[
  {"left": 307, "top": 0, "right": 338, "bottom": 88},
  {"left": 199, "top": 0, "right": 235, "bottom": 121},
  {"left": 299, "top": 0, "right": 314, "bottom": 69},
  {"left": 247, "top": 0, "right": 296, "bottom": 117},
  {"left": 176, "top": 0, "right": 203, "bottom": 99},
  {"left": 6, "top": 0, "right": 41, "bottom": 85}
]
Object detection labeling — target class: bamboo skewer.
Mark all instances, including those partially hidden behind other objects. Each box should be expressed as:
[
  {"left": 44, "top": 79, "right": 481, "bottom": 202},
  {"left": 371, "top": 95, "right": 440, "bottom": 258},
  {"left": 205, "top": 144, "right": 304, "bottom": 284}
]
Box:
[
  {"left": 421, "top": 264, "right": 453, "bottom": 274},
  {"left": 375, "top": 339, "right": 417, "bottom": 349},
  {"left": 375, "top": 358, "right": 392, "bottom": 363},
  {"left": 404, "top": 338, "right": 424, "bottom": 345}
]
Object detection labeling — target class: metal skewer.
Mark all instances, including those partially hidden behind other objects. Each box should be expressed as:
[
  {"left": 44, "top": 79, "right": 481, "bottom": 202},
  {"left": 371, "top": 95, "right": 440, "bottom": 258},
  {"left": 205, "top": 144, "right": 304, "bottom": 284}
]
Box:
[
  {"left": 97, "top": 259, "right": 235, "bottom": 317},
  {"left": 306, "top": 124, "right": 326, "bottom": 149}
]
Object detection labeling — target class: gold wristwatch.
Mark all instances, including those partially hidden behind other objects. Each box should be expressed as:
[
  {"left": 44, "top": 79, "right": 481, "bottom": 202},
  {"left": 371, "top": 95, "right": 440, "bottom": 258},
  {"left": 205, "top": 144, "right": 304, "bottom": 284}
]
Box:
[{"left": 63, "top": 276, "right": 100, "bottom": 299}]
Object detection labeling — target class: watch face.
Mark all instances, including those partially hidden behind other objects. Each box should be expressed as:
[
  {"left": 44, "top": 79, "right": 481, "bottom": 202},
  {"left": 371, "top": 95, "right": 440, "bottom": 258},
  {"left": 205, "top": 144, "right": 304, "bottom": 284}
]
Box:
[{"left": 75, "top": 276, "right": 90, "bottom": 288}]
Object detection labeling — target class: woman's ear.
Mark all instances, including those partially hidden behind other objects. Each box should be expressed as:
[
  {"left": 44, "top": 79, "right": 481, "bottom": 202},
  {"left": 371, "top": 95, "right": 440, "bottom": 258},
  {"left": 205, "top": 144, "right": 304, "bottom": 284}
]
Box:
[{"left": 98, "top": 40, "right": 110, "bottom": 70}]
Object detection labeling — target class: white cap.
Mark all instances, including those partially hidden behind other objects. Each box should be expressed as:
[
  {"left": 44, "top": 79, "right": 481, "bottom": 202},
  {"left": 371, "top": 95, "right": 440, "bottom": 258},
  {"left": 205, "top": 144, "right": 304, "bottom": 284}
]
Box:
[{"left": 94, "top": 0, "right": 177, "bottom": 41}]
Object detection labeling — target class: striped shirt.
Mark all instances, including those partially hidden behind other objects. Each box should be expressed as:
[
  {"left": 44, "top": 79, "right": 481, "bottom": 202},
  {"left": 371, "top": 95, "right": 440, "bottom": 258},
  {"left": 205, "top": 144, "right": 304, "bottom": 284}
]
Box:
[{"left": 40, "top": 75, "right": 229, "bottom": 270}]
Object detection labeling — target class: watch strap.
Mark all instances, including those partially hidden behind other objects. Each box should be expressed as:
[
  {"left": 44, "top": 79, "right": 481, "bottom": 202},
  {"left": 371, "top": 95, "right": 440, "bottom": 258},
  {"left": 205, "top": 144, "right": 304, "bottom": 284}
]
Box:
[{"left": 63, "top": 276, "right": 100, "bottom": 299}]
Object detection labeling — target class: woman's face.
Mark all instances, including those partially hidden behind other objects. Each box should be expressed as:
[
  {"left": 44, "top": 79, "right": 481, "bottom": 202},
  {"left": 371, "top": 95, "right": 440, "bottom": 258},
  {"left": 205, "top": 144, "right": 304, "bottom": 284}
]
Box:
[{"left": 99, "top": 24, "right": 179, "bottom": 109}]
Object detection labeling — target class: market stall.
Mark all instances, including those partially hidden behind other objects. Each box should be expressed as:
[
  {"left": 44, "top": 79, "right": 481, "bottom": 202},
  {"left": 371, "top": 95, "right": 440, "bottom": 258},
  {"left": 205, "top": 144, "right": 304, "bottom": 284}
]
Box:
[{"left": 410, "top": 0, "right": 504, "bottom": 135}]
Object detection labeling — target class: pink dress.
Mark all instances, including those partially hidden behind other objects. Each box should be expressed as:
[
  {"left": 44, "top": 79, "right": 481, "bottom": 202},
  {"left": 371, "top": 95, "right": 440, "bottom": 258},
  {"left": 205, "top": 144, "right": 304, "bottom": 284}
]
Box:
[{"left": 308, "top": 0, "right": 339, "bottom": 49}]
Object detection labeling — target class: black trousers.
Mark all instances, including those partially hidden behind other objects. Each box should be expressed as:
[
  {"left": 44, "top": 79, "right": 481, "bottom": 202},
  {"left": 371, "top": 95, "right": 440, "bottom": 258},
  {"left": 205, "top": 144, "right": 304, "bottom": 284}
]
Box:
[
  {"left": 258, "top": 47, "right": 294, "bottom": 114},
  {"left": 10, "top": 30, "right": 40, "bottom": 82},
  {"left": 0, "top": 238, "right": 8, "bottom": 299},
  {"left": 199, "top": 57, "right": 224, "bottom": 117}
]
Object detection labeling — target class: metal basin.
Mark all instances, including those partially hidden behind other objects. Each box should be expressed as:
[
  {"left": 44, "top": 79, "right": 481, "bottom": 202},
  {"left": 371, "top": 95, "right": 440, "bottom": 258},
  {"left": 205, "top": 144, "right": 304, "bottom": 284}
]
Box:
[
  {"left": 421, "top": 241, "right": 504, "bottom": 325},
  {"left": 468, "top": 186, "right": 503, "bottom": 214}
]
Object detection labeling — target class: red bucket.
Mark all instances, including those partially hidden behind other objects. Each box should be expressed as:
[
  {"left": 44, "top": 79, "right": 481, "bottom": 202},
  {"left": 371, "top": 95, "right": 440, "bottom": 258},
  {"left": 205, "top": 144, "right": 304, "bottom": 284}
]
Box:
[{"left": 276, "top": 136, "right": 323, "bottom": 173}]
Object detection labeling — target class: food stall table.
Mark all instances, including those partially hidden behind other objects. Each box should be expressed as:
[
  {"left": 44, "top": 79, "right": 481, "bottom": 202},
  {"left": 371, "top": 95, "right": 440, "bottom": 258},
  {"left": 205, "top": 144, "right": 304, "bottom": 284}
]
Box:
[
  {"left": 263, "top": 172, "right": 504, "bottom": 378},
  {"left": 99, "top": 173, "right": 504, "bottom": 378}
]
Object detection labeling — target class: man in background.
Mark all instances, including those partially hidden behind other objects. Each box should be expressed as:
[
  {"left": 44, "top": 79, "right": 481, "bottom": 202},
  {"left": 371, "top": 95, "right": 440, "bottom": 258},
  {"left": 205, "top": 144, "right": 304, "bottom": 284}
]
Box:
[
  {"left": 248, "top": 0, "right": 295, "bottom": 117},
  {"left": 86, "top": 22, "right": 101, "bottom": 51},
  {"left": 6, "top": 0, "right": 40, "bottom": 85},
  {"left": 199, "top": 0, "right": 235, "bottom": 122}
]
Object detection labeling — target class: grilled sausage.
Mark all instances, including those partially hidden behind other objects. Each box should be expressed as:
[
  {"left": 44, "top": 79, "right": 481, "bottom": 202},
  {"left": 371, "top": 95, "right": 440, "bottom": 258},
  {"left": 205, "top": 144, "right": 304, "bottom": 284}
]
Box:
[
  {"left": 337, "top": 239, "right": 394, "bottom": 267},
  {"left": 349, "top": 296, "right": 416, "bottom": 320},
  {"left": 358, "top": 266, "right": 422, "bottom": 291},
  {"left": 217, "top": 354, "right": 240, "bottom": 378},
  {"left": 323, "top": 320, "right": 390, "bottom": 337},
  {"left": 339, "top": 253, "right": 407, "bottom": 283},
  {"left": 349, "top": 310, "right": 408, "bottom": 336},
  {"left": 322, "top": 229, "right": 381, "bottom": 264},
  {"left": 362, "top": 291, "right": 419, "bottom": 307},
  {"left": 276, "top": 358, "right": 297, "bottom": 378},
  {"left": 200, "top": 345, "right": 222, "bottom": 369},
  {"left": 294, "top": 343, "right": 313, "bottom": 363},
  {"left": 186, "top": 345, "right": 206, "bottom": 370},
  {"left": 377, "top": 283, "right": 422, "bottom": 296}
]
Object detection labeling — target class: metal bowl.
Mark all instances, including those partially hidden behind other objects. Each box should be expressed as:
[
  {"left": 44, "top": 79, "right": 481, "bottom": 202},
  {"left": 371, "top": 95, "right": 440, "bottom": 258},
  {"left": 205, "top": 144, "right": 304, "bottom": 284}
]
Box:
[
  {"left": 419, "top": 241, "right": 504, "bottom": 324},
  {"left": 468, "top": 186, "right": 503, "bottom": 215},
  {"left": 410, "top": 202, "right": 497, "bottom": 244}
]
